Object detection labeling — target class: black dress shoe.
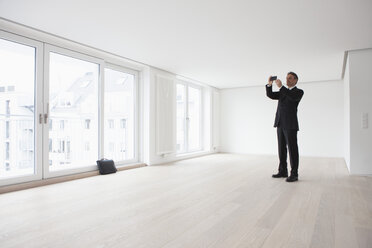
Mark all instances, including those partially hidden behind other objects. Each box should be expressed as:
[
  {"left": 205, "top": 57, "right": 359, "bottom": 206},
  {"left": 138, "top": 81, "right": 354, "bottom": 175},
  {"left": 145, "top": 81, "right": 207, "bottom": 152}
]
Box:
[
  {"left": 286, "top": 175, "right": 298, "bottom": 182},
  {"left": 272, "top": 173, "right": 288, "bottom": 178}
]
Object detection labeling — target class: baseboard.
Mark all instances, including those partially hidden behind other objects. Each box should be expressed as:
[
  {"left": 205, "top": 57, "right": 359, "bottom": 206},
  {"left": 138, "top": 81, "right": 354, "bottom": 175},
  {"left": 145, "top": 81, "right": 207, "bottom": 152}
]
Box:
[{"left": 0, "top": 163, "right": 147, "bottom": 194}]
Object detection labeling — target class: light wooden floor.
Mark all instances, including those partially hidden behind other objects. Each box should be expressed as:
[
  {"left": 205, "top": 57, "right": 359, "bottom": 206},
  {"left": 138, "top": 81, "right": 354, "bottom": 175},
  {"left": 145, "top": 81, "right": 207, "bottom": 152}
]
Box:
[{"left": 0, "top": 153, "right": 371, "bottom": 248}]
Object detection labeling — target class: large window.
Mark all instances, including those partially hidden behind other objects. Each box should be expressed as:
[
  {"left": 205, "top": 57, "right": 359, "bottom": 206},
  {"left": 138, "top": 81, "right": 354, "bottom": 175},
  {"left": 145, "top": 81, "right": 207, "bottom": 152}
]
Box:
[
  {"left": 104, "top": 67, "right": 136, "bottom": 162},
  {"left": 0, "top": 31, "right": 139, "bottom": 186},
  {"left": 176, "top": 82, "right": 202, "bottom": 153},
  {"left": 48, "top": 51, "right": 99, "bottom": 171},
  {"left": 0, "top": 37, "right": 36, "bottom": 179}
]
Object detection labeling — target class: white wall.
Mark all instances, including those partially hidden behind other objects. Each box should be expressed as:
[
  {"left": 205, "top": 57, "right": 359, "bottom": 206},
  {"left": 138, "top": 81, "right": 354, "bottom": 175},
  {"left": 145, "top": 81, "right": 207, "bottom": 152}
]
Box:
[
  {"left": 347, "top": 49, "right": 372, "bottom": 174},
  {"left": 220, "top": 86, "right": 278, "bottom": 155},
  {"left": 220, "top": 80, "right": 344, "bottom": 157}
]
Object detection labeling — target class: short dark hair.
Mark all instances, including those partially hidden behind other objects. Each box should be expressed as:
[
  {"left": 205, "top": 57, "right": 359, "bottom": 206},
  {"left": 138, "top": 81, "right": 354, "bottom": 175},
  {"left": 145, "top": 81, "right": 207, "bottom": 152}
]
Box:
[{"left": 287, "top": 71, "right": 298, "bottom": 80}]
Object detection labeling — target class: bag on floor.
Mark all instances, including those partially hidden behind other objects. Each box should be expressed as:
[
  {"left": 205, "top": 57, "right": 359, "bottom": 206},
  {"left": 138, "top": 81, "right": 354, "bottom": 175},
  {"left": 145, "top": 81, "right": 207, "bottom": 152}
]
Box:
[{"left": 96, "top": 159, "right": 117, "bottom": 175}]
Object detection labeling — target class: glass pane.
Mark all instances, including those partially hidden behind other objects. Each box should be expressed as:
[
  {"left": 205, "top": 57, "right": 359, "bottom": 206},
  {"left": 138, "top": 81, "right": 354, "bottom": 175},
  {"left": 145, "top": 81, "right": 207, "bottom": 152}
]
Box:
[
  {"left": 0, "top": 38, "right": 35, "bottom": 179},
  {"left": 49, "top": 52, "right": 99, "bottom": 171},
  {"left": 104, "top": 68, "right": 135, "bottom": 161},
  {"left": 188, "top": 86, "right": 201, "bottom": 151},
  {"left": 176, "top": 84, "right": 186, "bottom": 152}
]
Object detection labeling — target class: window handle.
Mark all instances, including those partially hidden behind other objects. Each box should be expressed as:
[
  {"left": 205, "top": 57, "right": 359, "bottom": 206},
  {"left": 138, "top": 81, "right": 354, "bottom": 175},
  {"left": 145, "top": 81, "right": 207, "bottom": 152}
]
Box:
[
  {"left": 44, "top": 103, "right": 49, "bottom": 124},
  {"left": 39, "top": 113, "right": 43, "bottom": 124}
]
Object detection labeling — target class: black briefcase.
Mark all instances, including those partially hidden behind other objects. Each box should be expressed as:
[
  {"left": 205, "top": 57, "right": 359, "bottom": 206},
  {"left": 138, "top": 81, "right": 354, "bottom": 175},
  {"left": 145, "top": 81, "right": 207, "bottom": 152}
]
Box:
[{"left": 96, "top": 159, "right": 117, "bottom": 175}]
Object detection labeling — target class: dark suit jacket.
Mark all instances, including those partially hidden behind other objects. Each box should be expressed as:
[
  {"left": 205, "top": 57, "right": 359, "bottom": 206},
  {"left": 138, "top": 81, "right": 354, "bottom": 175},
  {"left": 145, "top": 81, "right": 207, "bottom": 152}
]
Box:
[{"left": 266, "top": 85, "right": 304, "bottom": 131}]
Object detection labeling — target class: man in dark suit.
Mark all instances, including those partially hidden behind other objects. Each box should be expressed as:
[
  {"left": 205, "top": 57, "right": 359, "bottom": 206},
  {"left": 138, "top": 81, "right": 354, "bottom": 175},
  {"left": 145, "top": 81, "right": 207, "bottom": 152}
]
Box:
[{"left": 266, "top": 72, "right": 304, "bottom": 182}]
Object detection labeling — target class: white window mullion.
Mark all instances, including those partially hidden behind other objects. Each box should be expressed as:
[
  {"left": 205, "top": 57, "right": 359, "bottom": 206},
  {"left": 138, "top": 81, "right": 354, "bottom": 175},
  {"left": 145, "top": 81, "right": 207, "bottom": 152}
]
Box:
[
  {"left": 99, "top": 62, "right": 105, "bottom": 160},
  {"left": 185, "top": 84, "right": 189, "bottom": 152},
  {"left": 199, "top": 88, "right": 203, "bottom": 151}
]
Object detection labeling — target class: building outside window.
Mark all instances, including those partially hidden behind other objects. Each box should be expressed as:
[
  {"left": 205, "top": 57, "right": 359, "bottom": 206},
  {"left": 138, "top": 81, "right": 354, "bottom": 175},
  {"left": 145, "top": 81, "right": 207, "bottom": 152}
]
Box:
[
  {"left": 6, "top": 121, "right": 10, "bottom": 138},
  {"left": 109, "top": 142, "right": 115, "bottom": 152},
  {"left": 104, "top": 68, "right": 135, "bottom": 161},
  {"left": 85, "top": 142, "right": 90, "bottom": 151},
  {"left": 84, "top": 119, "right": 90, "bottom": 129},
  {"left": 5, "top": 142, "right": 10, "bottom": 160},
  {"left": 5, "top": 100, "right": 10, "bottom": 116},
  {"left": 60, "top": 120, "right": 65, "bottom": 130},
  {"left": 121, "top": 119, "right": 126, "bottom": 129},
  {"left": 108, "top": 119, "right": 114, "bottom": 129}
]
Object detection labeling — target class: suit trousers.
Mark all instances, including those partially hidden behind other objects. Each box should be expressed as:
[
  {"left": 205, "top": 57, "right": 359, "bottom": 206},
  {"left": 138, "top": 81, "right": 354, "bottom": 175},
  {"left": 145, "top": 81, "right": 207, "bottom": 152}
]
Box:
[{"left": 277, "top": 126, "right": 299, "bottom": 176}]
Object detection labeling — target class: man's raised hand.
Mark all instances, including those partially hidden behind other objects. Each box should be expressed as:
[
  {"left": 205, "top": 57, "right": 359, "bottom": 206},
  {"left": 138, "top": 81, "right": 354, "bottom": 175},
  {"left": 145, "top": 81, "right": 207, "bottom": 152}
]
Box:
[
  {"left": 275, "top": 79, "right": 282, "bottom": 88},
  {"left": 268, "top": 76, "right": 273, "bottom": 86}
]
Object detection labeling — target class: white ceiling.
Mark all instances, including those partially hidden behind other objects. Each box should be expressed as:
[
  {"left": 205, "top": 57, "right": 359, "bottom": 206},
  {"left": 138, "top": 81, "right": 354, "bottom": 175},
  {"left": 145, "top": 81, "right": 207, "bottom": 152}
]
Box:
[{"left": 0, "top": 0, "right": 372, "bottom": 88}]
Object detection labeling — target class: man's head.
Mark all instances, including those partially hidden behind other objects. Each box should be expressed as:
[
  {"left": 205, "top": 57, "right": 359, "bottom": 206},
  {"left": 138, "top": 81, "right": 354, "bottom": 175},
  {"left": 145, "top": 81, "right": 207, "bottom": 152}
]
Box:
[{"left": 286, "top": 72, "right": 298, "bottom": 88}]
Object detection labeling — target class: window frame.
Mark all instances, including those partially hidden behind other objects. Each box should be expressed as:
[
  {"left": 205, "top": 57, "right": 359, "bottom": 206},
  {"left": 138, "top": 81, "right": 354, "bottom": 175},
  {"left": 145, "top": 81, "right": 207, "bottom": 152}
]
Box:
[
  {"left": 0, "top": 31, "right": 44, "bottom": 186},
  {"left": 43, "top": 44, "right": 104, "bottom": 178},
  {"left": 187, "top": 83, "right": 203, "bottom": 153},
  {"left": 0, "top": 28, "right": 141, "bottom": 186},
  {"left": 176, "top": 80, "right": 203, "bottom": 154},
  {"left": 103, "top": 63, "right": 139, "bottom": 165}
]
